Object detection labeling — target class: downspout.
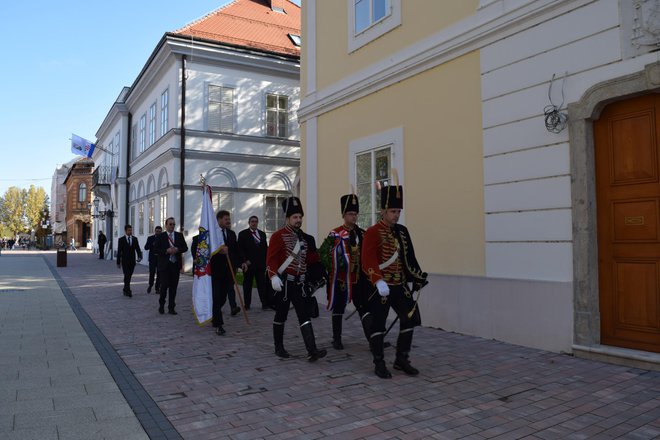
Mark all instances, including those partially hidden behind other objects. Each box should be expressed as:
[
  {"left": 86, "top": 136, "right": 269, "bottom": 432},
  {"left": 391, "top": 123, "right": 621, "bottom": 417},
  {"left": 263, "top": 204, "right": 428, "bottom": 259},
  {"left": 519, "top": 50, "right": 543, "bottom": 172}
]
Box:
[
  {"left": 125, "top": 113, "right": 132, "bottom": 226},
  {"left": 179, "top": 55, "right": 186, "bottom": 233}
]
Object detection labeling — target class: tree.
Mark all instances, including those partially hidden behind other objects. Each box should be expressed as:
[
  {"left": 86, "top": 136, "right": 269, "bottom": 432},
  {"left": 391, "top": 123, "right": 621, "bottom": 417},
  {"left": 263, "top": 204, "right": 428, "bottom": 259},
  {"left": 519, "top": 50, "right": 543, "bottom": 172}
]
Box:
[
  {"left": 25, "top": 185, "right": 48, "bottom": 232},
  {"left": 0, "top": 187, "right": 26, "bottom": 238}
]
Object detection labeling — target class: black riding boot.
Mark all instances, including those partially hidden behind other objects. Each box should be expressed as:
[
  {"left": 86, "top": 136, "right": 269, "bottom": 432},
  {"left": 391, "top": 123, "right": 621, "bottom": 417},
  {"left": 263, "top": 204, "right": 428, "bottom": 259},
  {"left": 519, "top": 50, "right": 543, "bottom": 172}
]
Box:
[
  {"left": 332, "top": 314, "right": 344, "bottom": 350},
  {"left": 300, "top": 322, "right": 327, "bottom": 362},
  {"left": 370, "top": 332, "right": 391, "bottom": 379},
  {"left": 273, "top": 323, "right": 290, "bottom": 358},
  {"left": 359, "top": 311, "right": 373, "bottom": 343},
  {"left": 393, "top": 329, "right": 419, "bottom": 375}
]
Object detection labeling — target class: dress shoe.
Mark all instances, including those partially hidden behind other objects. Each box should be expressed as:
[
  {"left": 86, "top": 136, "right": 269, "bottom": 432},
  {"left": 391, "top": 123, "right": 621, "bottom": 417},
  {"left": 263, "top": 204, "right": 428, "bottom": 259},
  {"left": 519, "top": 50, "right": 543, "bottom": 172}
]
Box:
[
  {"left": 147, "top": 285, "right": 152, "bottom": 293},
  {"left": 127, "top": 291, "right": 132, "bottom": 298},
  {"left": 158, "top": 306, "right": 164, "bottom": 314},
  {"left": 393, "top": 358, "right": 419, "bottom": 376},
  {"left": 275, "top": 347, "right": 290, "bottom": 358},
  {"left": 231, "top": 307, "right": 241, "bottom": 316},
  {"left": 215, "top": 326, "right": 226, "bottom": 335},
  {"left": 307, "top": 348, "right": 327, "bottom": 362},
  {"left": 332, "top": 339, "right": 344, "bottom": 350},
  {"left": 168, "top": 310, "right": 178, "bottom": 315}
]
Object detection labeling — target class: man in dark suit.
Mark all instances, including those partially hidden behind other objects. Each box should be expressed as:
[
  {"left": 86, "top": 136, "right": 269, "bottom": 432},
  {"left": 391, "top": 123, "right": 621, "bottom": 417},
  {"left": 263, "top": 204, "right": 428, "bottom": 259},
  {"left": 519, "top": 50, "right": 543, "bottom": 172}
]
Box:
[
  {"left": 116, "top": 225, "right": 142, "bottom": 297},
  {"left": 210, "top": 210, "right": 244, "bottom": 335},
  {"left": 154, "top": 217, "right": 188, "bottom": 315},
  {"left": 238, "top": 216, "right": 268, "bottom": 310},
  {"left": 98, "top": 231, "right": 107, "bottom": 259},
  {"left": 144, "top": 225, "right": 162, "bottom": 293}
]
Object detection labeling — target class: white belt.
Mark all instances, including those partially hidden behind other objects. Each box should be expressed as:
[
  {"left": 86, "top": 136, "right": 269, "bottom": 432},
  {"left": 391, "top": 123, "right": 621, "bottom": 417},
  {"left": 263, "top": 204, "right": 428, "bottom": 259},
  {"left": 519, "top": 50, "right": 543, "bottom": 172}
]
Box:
[
  {"left": 278, "top": 240, "right": 301, "bottom": 274},
  {"left": 379, "top": 250, "right": 398, "bottom": 270}
]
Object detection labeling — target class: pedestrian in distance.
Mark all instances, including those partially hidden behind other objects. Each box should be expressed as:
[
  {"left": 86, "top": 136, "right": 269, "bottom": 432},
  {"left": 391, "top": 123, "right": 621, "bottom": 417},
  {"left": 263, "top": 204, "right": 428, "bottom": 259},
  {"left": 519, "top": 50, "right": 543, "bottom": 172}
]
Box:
[
  {"left": 237, "top": 215, "right": 269, "bottom": 310},
  {"left": 154, "top": 217, "right": 188, "bottom": 315},
  {"left": 116, "top": 225, "right": 143, "bottom": 297},
  {"left": 97, "top": 231, "right": 107, "bottom": 259},
  {"left": 144, "top": 226, "right": 162, "bottom": 293}
]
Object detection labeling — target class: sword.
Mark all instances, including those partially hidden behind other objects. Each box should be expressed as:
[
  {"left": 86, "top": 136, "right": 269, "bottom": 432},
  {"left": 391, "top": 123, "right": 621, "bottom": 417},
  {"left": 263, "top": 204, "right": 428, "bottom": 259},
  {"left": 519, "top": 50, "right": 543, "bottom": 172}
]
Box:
[{"left": 383, "top": 281, "right": 428, "bottom": 338}]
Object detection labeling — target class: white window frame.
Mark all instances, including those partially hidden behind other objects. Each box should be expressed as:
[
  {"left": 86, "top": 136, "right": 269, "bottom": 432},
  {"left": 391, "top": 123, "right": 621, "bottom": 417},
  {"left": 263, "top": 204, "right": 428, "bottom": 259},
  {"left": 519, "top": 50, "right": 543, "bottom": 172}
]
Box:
[
  {"left": 113, "top": 132, "right": 120, "bottom": 167},
  {"left": 148, "top": 198, "right": 155, "bottom": 232},
  {"left": 207, "top": 84, "right": 235, "bottom": 134},
  {"left": 265, "top": 93, "right": 289, "bottom": 138},
  {"left": 130, "top": 205, "right": 136, "bottom": 229},
  {"left": 131, "top": 124, "right": 138, "bottom": 160},
  {"left": 139, "top": 114, "right": 146, "bottom": 153},
  {"left": 348, "top": 0, "right": 401, "bottom": 53},
  {"left": 159, "top": 194, "right": 168, "bottom": 227},
  {"left": 263, "top": 194, "right": 288, "bottom": 237},
  {"left": 349, "top": 127, "right": 404, "bottom": 226},
  {"left": 149, "top": 102, "right": 157, "bottom": 146},
  {"left": 138, "top": 202, "right": 145, "bottom": 235},
  {"left": 160, "top": 89, "right": 169, "bottom": 136}
]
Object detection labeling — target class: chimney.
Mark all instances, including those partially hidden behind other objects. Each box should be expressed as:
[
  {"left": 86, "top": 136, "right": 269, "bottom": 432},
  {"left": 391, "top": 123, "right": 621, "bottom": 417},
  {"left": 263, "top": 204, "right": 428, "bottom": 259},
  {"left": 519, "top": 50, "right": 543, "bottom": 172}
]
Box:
[{"left": 270, "top": 0, "right": 286, "bottom": 13}]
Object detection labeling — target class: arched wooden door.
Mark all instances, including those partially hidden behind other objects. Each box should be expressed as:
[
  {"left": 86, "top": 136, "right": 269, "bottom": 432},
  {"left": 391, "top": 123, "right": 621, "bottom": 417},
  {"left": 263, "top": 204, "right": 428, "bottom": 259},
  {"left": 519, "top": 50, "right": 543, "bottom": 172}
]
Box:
[{"left": 595, "top": 93, "right": 660, "bottom": 353}]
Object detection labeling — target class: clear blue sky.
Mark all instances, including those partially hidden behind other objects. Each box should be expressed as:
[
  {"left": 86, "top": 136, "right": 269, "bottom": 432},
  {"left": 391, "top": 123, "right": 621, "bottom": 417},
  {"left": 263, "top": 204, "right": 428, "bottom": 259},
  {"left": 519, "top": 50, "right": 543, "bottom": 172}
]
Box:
[{"left": 0, "top": 0, "right": 300, "bottom": 199}]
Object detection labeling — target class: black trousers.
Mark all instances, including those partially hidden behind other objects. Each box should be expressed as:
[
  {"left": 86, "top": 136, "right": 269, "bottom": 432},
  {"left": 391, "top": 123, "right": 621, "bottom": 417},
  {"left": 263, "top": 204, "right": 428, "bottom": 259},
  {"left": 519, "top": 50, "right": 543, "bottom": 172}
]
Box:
[
  {"left": 329, "top": 281, "right": 348, "bottom": 315},
  {"left": 369, "top": 284, "right": 420, "bottom": 335},
  {"left": 273, "top": 280, "right": 311, "bottom": 326},
  {"left": 122, "top": 263, "right": 135, "bottom": 292},
  {"left": 99, "top": 245, "right": 105, "bottom": 259},
  {"left": 159, "top": 263, "right": 180, "bottom": 311},
  {"left": 211, "top": 276, "right": 234, "bottom": 327},
  {"left": 243, "top": 265, "right": 267, "bottom": 307},
  {"left": 148, "top": 261, "right": 160, "bottom": 290}
]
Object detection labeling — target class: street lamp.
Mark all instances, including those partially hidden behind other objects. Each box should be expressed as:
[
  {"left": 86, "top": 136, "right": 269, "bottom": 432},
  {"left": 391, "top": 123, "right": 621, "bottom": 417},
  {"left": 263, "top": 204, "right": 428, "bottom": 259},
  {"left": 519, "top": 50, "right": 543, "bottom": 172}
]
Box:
[{"left": 88, "top": 197, "right": 114, "bottom": 220}]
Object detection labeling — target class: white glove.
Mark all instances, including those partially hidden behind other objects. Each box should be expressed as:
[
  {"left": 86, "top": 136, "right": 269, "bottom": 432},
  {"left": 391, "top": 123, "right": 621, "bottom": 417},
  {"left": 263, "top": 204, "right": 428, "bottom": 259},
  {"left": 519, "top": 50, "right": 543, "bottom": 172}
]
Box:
[
  {"left": 271, "top": 276, "right": 283, "bottom": 292},
  {"left": 376, "top": 280, "right": 390, "bottom": 297}
]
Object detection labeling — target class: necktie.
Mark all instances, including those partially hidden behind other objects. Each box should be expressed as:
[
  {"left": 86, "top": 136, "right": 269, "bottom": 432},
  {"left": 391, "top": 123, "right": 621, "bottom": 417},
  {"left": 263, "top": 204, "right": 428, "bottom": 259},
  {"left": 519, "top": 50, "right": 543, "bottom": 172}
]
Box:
[
  {"left": 223, "top": 229, "right": 227, "bottom": 242},
  {"left": 128, "top": 236, "right": 131, "bottom": 247},
  {"left": 252, "top": 230, "right": 260, "bottom": 244},
  {"left": 169, "top": 233, "right": 176, "bottom": 263}
]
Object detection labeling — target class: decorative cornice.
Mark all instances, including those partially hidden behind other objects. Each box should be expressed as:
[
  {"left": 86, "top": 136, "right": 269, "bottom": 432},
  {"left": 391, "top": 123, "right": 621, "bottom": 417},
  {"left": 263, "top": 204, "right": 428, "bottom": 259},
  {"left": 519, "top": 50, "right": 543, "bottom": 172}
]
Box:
[{"left": 298, "top": 0, "right": 593, "bottom": 122}]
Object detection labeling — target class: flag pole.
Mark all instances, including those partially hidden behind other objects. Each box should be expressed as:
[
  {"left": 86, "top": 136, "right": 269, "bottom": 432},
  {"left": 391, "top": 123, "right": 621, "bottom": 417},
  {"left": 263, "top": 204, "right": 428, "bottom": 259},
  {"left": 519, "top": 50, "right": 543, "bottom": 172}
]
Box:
[{"left": 227, "top": 258, "right": 250, "bottom": 325}]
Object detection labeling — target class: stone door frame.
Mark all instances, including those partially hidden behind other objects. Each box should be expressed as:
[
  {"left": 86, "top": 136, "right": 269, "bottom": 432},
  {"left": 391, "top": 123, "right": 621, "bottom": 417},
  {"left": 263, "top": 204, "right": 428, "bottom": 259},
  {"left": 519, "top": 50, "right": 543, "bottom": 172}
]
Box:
[{"left": 569, "top": 62, "right": 660, "bottom": 347}]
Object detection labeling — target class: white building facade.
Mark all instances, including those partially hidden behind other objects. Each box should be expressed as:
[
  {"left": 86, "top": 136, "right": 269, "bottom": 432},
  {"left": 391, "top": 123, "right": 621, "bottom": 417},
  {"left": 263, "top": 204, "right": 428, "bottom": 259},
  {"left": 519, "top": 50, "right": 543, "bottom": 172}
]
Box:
[{"left": 91, "top": 1, "right": 301, "bottom": 270}]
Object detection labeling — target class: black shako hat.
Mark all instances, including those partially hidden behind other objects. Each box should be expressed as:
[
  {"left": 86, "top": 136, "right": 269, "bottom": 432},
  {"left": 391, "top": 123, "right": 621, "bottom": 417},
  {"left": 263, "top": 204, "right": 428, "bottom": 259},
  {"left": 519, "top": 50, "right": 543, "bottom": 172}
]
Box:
[
  {"left": 340, "top": 194, "right": 359, "bottom": 215},
  {"left": 282, "top": 196, "right": 304, "bottom": 217},
  {"left": 380, "top": 185, "right": 403, "bottom": 210}
]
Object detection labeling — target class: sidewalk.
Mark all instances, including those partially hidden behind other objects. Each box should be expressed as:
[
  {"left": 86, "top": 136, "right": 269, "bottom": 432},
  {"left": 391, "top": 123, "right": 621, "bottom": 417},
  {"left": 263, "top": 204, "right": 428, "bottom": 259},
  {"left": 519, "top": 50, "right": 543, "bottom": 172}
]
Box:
[
  {"left": 0, "top": 252, "right": 149, "bottom": 440},
  {"left": 2, "top": 250, "right": 660, "bottom": 439}
]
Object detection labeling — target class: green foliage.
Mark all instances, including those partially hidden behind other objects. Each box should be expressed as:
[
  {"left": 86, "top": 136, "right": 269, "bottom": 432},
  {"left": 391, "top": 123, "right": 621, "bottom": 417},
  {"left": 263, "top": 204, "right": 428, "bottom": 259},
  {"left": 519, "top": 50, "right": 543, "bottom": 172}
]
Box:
[
  {"left": 0, "top": 187, "right": 27, "bottom": 237},
  {"left": 0, "top": 185, "right": 49, "bottom": 238}
]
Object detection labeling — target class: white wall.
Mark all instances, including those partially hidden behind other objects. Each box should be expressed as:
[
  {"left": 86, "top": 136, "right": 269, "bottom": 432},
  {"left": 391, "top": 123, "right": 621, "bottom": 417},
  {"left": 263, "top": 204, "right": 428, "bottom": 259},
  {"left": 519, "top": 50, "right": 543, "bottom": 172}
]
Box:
[{"left": 480, "top": 0, "right": 660, "bottom": 282}]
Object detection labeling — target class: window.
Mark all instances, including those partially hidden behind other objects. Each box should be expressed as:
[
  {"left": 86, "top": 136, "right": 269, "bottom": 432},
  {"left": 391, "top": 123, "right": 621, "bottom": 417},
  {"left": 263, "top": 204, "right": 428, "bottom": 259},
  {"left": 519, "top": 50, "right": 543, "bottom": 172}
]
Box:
[
  {"left": 266, "top": 94, "right": 288, "bottom": 138},
  {"left": 208, "top": 85, "right": 234, "bottom": 133},
  {"left": 159, "top": 195, "right": 168, "bottom": 227},
  {"left": 349, "top": 127, "right": 404, "bottom": 228},
  {"left": 264, "top": 195, "right": 288, "bottom": 236},
  {"left": 288, "top": 34, "right": 301, "bottom": 46},
  {"left": 130, "top": 206, "right": 136, "bottom": 229},
  {"left": 354, "top": 0, "right": 390, "bottom": 33},
  {"left": 148, "top": 199, "right": 155, "bottom": 232},
  {"left": 139, "top": 114, "right": 146, "bottom": 153},
  {"left": 138, "top": 202, "right": 144, "bottom": 235},
  {"left": 213, "top": 192, "right": 235, "bottom": 226},
  {"left": 149, "top": 103, "right": 157, "bottom": 146},
  {"left": 131, "top": 124, "right": 137, "bottom": 160},
  {"left": 113, "top": 132, "right": 120, "bottom": 168},
  {"left": 78, "top": 183, "right": 87, "bottom": 203},
  {"left": 160, "top": 89, "right": 169, "bottom": 136},
  {"left": 348, "top": 0, "right": 401, "bottom": 52}
]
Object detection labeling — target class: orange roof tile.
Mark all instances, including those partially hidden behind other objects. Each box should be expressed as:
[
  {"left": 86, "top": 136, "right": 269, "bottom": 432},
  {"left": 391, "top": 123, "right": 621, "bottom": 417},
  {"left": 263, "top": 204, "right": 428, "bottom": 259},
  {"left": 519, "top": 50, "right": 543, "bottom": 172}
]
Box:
[{"left": 174, "top": 0, "right": 300, "bottom": 58}]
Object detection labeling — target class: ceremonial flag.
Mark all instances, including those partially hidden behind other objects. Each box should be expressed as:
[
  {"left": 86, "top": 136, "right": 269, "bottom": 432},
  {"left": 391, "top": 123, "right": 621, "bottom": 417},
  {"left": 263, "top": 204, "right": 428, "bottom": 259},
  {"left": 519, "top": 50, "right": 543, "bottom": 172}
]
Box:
[
  {"left": 192, "top": 186, "right": 225, "bottom": 324},
  {"left": 71, "top": 134, "right": 96, "bottom": 158}
]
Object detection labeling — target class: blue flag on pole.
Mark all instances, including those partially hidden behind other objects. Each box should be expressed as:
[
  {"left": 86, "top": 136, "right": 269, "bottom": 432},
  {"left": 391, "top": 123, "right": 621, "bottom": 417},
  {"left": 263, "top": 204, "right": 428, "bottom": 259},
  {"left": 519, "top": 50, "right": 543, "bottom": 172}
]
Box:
[{"left": 71, "top": 134, "right": 96, "bottom": 158}]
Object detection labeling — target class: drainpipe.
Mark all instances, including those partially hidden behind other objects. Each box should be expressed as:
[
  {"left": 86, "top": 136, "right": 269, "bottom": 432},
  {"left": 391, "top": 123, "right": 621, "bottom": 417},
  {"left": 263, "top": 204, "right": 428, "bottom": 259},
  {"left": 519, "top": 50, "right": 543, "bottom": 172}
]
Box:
[
  {"left": 125, "top": 112, "right": 132, "bottom": 226},
  {"left": 180, "top": 55, "right": 186, "bottom": 233}
]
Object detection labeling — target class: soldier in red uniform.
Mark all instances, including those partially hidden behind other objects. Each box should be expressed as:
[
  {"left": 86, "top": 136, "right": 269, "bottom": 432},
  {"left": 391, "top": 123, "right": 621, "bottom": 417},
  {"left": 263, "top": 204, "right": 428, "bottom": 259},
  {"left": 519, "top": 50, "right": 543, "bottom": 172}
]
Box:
[
  {"left": 267, "top": 196, "right": 327, "bottom": 362},
  {"left": 362, "top": 185, "right": 427, "bottom": 378},
  {"left": 320, "top": 194, "right": 372, "bottom": 350}
]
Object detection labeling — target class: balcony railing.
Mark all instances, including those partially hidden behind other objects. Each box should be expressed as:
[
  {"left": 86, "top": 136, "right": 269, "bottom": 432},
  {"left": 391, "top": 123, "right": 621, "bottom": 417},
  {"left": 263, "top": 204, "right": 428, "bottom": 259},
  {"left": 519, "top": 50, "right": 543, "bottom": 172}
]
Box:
[{"left": 92, "top": 166, "right": 114, "bottom": 187}]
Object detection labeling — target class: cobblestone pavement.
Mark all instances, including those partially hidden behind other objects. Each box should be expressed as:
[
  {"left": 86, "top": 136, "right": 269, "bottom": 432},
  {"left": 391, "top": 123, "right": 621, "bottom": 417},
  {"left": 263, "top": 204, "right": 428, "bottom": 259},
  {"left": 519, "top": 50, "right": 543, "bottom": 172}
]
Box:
[{"left": 21, "top": 251, "right": 660, "bottom": 438}]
